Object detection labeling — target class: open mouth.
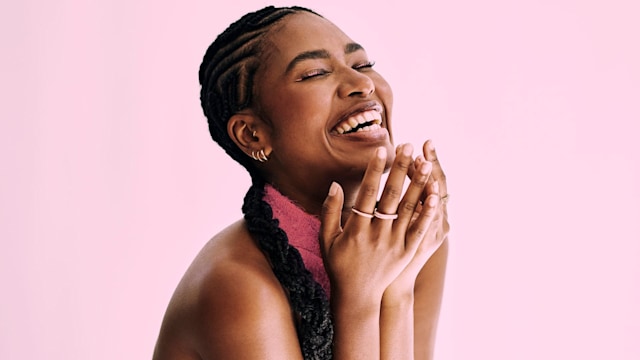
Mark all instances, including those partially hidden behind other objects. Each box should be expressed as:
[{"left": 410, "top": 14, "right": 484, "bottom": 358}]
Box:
[{"left": 332, "top": 109, "right": 383, "bottom": 134}]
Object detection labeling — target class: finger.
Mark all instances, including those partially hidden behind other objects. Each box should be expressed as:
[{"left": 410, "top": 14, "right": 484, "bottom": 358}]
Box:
[
  {"left": 405, "top": 193, "right": 440, "bottom": 251},
  {"left": 429, "top": 176, "right": 440, "bottom": 202},
  {"left": 423, "top": 140, "right": 448, "bottom": 196},
  {"left": 403, "top": 155, "right": 431, "bottom": 203},
  {"left": 347, "top": 146, "right": 387, "bottom": 227},
  {"left": 395, "top": 158, "right": 432, "bottom": 230},
  {"left": 406, "top": 152, "right": 418, "bottom": 180},
  {"left": 406, "top": 153, "right": 425, "bottom": 190},
  {"left": 376, "top": 144, "right": 413, "bottom": 217},
  {"left": 320, "top": 181, "right": 344, "bottom": 252}
]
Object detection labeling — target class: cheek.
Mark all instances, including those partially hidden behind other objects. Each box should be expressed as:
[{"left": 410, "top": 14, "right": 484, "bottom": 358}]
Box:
[
  {"left": 373, "top": 74, "right": 394, "bottom": 134},
  {"left": 374, "top": 74, "right": 394, "bottom": 108},
  {"left": 270, "top": 91, "right": 333, "bottom": 134},
  {"left": 268, "top": 97, "right": 330, "bottom": 145}
]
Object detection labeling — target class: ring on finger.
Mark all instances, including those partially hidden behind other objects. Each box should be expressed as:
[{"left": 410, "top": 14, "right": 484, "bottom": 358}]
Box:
[
  {"left": 351, "top": 207, "right": 374, "bottom": 218},
  {"left": 373, "top": 209, "right": 399, "bottom": 220},
  {"left": 440, "top": 194, "right": 450, "bottom": 205}
]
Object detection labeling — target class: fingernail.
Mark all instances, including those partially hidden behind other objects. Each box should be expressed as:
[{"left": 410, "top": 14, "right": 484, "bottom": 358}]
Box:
[
  {"left": 376, "top": 146, "right": 387, "bottom": 159},
  {"left": 433, "top": 181, "right": 440, "bottom": 193},
  {"left": 329, "top": 181, "right": 338, "bottom": 196},
  {"left": 428, "top": 194, "right": 439, "bottom": 207},
  {"left": 402, "top": 143, "right": 413, "bottom": 156},
  {"left": 428, "top": 140, "right": 435, "bottom": 151}
]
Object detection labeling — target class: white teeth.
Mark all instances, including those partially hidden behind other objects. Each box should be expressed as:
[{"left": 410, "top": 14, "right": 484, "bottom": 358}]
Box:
[{"left": 333, "top": 109, "right": 382, "bottom": 134}]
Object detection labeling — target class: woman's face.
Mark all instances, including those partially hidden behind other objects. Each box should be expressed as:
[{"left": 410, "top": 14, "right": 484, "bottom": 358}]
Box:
[{"left": 254, "top": 11, "right": 394, "bottom": 203}]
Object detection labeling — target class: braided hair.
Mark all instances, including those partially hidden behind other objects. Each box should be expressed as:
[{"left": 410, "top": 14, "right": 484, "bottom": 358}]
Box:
[{"left": 199, "top": 6, "right": 333, "bottom": 359}]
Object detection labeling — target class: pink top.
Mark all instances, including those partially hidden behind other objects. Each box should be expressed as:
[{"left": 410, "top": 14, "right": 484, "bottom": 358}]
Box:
[{"left": 263, "top": 184, "right": 331, "bottom": 296}]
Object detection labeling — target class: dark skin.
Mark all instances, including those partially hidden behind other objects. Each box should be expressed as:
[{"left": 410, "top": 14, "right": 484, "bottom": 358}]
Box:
[
  {"left": 154, "top": 12, "right": 449, "bottom": 360},
  {"left": 234, "top": 14, "right": 396, "bottom": 219}
]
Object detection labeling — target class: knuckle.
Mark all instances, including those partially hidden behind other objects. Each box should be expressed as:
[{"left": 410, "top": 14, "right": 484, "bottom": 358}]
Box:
[
  {"left": 400, "top": 200, "right": 417, "bottom": 213},
  {"left": 384, "top": 186, "right": 403, "bottom": 199},
  {"left": 394, "top": 157, "right": 411, "bottom": 171},
  {"left": 361, "top": 184, "right": 378, "bottom": 198},
  {"left": 351, "top": 230, "right": 373, "bottom": 245},
  {"left": 321, "top": 201, "right": 338, "bottom": 215},
  {"left": 411, "top": 226, "right": 428, "bottom": 240},
  {"left": 425, "top": 206, "right": 437, "bottom": 218},
  {"left": 372, "top": 159, "right": 386, "bottom": 173},
  {"left": 412, "top": 175, "right": 429, "bottom": 187},
  {"left": 443, "top": 219, "right": 450, "bottom": 234}
]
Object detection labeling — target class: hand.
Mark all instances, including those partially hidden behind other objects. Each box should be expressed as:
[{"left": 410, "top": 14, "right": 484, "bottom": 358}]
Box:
[
  {"left": 383, "top": 140, "right": 450, "bottom": 303},
  {"left": 410, "top": 140, "right": 449, "bottom": 244},
  {"left": 320, "top": 144, "right": 440, "bottom": 305}
]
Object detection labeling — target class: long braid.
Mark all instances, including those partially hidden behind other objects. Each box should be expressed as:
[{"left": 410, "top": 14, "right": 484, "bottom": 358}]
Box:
[
  {"left": 243, "top": 179, "right": 333, "bottom": 359},
  {"left": 199, "top": 6, "right": 333, "bottom": 359}
]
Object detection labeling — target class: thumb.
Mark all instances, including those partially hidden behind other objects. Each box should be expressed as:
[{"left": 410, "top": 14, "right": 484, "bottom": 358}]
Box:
[{"left": 319, "top": 181, "right": 344, "bottom": 251}]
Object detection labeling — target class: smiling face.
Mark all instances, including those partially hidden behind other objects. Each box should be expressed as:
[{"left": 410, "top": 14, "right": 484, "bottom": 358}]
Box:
[{"left": 248, "top": 12, "right": 395, "bottom": 210}]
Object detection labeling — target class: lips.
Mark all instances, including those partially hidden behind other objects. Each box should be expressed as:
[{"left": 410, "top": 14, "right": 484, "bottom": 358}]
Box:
[{"left": 331, "top": 102, "right": 384, "bottom": 135}]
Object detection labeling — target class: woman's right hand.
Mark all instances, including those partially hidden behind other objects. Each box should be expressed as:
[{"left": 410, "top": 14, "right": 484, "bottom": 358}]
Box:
[{"left": 319, "top": 144, "right": 440, "bottom": 306}]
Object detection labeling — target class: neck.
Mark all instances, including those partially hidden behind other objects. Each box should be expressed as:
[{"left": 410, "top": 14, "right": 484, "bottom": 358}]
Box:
[{"left": 265, "top": 179, "right": 363, "bottom": 226}]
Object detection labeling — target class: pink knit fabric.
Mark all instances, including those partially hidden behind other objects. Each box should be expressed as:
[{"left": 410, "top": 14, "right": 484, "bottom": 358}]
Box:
[{"left": 263, "top": 184, "right": 331, "bottom": 296}]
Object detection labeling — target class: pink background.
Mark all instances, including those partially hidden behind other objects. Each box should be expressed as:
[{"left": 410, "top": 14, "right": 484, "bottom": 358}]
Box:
[{"left": 2, "top": 0, "right": 639, "bottom": 358}]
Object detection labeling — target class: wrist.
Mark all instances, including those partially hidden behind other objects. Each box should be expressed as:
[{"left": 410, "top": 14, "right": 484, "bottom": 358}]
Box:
[
  {"left": 382, "top": 286, "right": 415, "bottom": 310},
  {"left": 330, "top": 293, "right": 382, "bottom": 360},
  {"left": 331, "top": 288, "right": 382, "bottom": 316}
]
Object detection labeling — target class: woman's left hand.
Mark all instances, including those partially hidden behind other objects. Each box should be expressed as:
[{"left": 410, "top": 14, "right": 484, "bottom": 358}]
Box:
[
  {"left": 418, "top": 139, "right": 449, "bottom": 245},
  {"left": 383, "top": 139, "right": 449, "bottom": 304}
]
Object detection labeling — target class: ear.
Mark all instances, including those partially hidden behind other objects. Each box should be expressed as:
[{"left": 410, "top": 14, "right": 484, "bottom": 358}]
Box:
[{"left": 227, "top": 110, "right": 273, "bottom": 160}]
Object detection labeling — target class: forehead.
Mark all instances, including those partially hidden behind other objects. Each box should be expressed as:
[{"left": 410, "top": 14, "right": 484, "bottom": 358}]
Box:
[{"left": 264, "top": 12, "right": 356, "bottom": 68}]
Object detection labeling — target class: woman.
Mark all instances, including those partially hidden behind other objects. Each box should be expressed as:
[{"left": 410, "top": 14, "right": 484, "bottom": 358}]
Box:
[{"left": 154, "top": 6, "right": 449, "bottom": 360}]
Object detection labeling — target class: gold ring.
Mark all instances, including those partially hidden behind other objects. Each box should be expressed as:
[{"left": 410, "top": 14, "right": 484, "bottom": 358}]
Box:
[{"left": 441, "top": 194, "right": 450, "bottom": 205}]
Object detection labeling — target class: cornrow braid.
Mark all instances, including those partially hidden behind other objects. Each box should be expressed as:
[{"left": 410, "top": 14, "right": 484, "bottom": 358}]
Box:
[
  {"left": 198, "top": 6, "right": 333, "bottom": 359},
  {"left": 199, "top": 5, "right": 319, "bottom": 177}
]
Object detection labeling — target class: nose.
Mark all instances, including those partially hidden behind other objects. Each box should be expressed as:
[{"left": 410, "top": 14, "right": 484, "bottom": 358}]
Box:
[{"left": 337, "top": 68, "right": 375, "bottom": 98}]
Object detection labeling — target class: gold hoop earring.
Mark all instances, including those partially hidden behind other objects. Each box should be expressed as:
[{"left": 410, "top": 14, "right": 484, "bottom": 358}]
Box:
[
  {"left": 258, "top": 149, "right": 268, "bottom": 162},
  {"left": 250, "top": 149, "right": 269, "bottom": 163}
]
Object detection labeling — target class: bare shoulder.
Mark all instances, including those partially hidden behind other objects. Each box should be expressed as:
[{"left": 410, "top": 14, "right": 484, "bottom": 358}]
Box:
[{"left": 153, "top": 219, "right": 303, "bottom": 360}]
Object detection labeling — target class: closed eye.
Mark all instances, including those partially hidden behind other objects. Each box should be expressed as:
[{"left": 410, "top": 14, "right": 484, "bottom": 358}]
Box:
[
  {"left": 353, "top": 60, "right": 376, "bottom": 71},
  {"left": 296, "top": 69, "right": 330, "bottom": 81}
]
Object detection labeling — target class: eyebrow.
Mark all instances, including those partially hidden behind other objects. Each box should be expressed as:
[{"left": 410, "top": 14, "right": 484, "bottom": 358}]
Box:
[{"left": 285, "top": 42, "right": 365, "bottom": 74}]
